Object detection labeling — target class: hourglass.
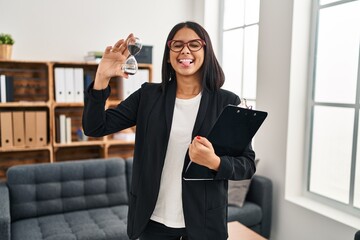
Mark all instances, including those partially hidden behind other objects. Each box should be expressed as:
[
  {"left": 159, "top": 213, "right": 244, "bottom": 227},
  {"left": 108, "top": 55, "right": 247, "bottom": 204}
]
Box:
[{"left": 121, "top": 37, "right": 142, "bottom": 75}]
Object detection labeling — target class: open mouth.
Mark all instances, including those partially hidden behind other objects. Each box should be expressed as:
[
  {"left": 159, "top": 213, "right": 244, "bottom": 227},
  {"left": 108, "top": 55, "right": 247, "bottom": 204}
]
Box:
[{"left": 178, "top": 59, "right": 194, "bottom": 67}]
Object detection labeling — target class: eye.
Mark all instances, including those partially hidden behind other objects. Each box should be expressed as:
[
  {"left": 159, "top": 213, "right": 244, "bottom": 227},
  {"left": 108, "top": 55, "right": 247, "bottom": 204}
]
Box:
[
  {"left": 189, "top": 41, "right": 201, "bottom": 48},
  {"left": 172, "top": 41, "right": 184, "bottom": 49}
]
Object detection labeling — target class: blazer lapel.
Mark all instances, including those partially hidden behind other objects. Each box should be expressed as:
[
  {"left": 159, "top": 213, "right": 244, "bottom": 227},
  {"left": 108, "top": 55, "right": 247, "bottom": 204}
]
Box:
[
  {"left": 165, "top": 81, "right": 177, "bottom": 138},
  {"left": 192, "top": 88, "right": 210, "bottom": 138}
]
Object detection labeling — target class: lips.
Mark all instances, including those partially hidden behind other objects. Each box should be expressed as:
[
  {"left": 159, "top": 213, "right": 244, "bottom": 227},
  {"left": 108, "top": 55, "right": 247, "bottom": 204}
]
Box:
[{"left": 178, "top": 59, "right": 194, "bottom": 67}]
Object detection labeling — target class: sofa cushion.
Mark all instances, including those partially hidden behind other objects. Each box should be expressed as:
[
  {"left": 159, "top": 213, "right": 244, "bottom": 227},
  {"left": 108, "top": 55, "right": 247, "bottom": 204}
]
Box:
[
  {"left": 11, "top": 206, "right": 129, "bottom": 240},
  {"left": 7, "top": 158, "right": 128, "bottom": 222},
  {"left": 227, "top": 202, "right": 262, "bottom": 227},
  {"left": 227, "top": 159, "right": 260, "bottom": 208},
  {"left": 228, "top": 179, "right": 252, "bottom": 207}
]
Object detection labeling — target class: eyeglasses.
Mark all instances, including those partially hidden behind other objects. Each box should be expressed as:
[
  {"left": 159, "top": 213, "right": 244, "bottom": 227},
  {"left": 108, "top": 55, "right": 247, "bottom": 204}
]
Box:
[{"left": 167, "top": 39, "right": 206, "bottom": 52}]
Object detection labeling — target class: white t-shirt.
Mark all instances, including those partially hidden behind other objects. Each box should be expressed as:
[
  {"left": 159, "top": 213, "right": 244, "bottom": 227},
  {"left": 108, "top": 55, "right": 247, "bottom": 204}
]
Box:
[{"left": 150, "top": 92, "right": 202, "bottom": 228}]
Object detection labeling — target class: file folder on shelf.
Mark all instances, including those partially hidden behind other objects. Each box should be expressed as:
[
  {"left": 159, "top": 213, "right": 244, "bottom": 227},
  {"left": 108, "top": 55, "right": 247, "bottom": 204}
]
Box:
[
  {"left": 54, "top": 68, "right": 66, "bottom": 102},
  {"left": 64, "top": 68, "right": 75, "bottom": 102},
  {"left": 35, "top": 111, "right": 47, "bottom": 146},
  {"left": 12, "top": 111, "right": 25, "bottom": 147},
  {"left": 25, "top": 111, "right": 37, "bottom": 147},
  {"left": 183, "top": 104, "right": 268, "bottom": 180},
  {"left": 74, "top": 68, "right": 84, "bottom": 102},
  {"left": 0, "top": 112, "right": 13, "bottom": 148}
]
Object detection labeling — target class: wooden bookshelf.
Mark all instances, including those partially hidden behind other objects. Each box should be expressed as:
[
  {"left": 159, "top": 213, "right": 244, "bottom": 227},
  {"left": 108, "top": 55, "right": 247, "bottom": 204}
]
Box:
[{"left": 0, "top": 60, "right": 152, "bottom": 178}]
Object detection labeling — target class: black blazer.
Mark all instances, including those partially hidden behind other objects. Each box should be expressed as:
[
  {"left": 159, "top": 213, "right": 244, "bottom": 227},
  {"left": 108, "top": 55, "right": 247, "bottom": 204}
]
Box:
[{"left": 82, "top": 80, "right": 256, "bottom": 240}]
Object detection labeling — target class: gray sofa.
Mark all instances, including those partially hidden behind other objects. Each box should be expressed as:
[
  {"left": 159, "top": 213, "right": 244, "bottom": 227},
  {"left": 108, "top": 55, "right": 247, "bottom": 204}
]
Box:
[{"left": 0, "top": 158, "right": 272, "bottom": 240}]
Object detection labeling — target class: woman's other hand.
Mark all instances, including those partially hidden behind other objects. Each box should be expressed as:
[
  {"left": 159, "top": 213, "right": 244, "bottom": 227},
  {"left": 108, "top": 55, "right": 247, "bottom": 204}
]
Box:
[{"left": 189, "top": 136, "right": 221, "bottom": 171}]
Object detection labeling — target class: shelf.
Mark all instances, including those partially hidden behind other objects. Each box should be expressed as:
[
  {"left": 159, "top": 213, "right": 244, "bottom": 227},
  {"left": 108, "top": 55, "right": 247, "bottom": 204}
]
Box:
[
  {"left": 106, "top": 140, "right": 135, "bottom": 145},
  {"left": 0, "top": 101, "right": 50, "bottom": 107},
  {"left": 0, "top": 145, "right": 52, "bottom": 152},
  {"left": 0, "top": 60, "right": 152, "bottom": 178},
  {"left": 53, "top": 140, "right": 105, "bottom": 148},
  {"left": 54, "top": 145, "right": 105, "bottom": 162},
  {"left": 106, "top": 144, "right": 134, "bottom": 159},
  {"left": 53, "top": 102, "right": 84, "bottom": 107}
]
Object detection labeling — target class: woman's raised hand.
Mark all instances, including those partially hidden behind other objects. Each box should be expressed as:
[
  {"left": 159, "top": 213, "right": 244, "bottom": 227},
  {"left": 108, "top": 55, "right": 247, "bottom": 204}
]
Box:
[{"left": 93, "top": 33, "right": 135, "bottom": 90}]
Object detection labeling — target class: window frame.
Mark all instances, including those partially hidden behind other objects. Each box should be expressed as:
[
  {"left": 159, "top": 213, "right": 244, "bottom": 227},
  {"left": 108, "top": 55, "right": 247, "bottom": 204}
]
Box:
[
  {"left": 219, "top": 0, "right": 260, "bottom": 105},
  {"left": 305, "top": 0, "right": 360, "bottom": 217}
]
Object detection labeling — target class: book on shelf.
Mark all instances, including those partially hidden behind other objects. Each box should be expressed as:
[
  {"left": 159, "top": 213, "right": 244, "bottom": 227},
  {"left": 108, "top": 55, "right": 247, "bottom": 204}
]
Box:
[
  {"left": 84, "top": 55, "right": 102, "bottom": 63},
  {"left": 66, "top": 117, "right": 72, "bottom": 143},
  {"left": 87, "top": 51, "right": 103, "bottom": 57},
  {"left": 59, "top": 114, "right": 66, "bottom": 144},
  {"left": 59, "top": 115, "right": 72, "bottom": 144},
  {"left": 84, "top": 51, "right": 103, "bottom": 63},
  {"left": 0, "top": 74, "right": 14, "bottom": 103}
]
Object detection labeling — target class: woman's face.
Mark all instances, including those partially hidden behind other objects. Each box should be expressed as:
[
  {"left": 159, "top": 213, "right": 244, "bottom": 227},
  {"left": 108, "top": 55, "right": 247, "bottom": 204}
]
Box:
[{"left": 168, "top": 27, "right": 205, "bottom": 79}]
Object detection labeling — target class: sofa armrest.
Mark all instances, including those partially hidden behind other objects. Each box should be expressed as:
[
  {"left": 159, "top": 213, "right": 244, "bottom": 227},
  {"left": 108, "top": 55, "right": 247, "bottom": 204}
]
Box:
[
  {"left": 0, "top": 182, "right": 11, "bottom": 240},
  {"left": 245, "top": 175, "right": 272, "bottom": 238}
]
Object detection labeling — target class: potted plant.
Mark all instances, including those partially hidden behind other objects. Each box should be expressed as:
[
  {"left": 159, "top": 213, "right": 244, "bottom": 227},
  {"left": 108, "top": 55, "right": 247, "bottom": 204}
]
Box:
[{"left": 0, "top": 33, "right": 15, "bottom": 60}]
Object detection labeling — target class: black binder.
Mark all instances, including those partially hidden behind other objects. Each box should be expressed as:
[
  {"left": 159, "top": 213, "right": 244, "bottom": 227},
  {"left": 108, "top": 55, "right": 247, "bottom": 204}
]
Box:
[{"left": 183, "top": 104, "right": 268, "bottom": 180}]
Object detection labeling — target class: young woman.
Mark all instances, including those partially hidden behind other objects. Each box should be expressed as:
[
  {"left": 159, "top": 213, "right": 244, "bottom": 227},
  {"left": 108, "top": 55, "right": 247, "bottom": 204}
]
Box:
[{"left": 82, "top": 21, "right": 256, "bottom": 240}]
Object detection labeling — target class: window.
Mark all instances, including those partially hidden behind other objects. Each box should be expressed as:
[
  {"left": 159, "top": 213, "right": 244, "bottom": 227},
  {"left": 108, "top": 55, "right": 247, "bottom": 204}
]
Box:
[
  {"left": 308, "top": 0, "right": 360, "bottom": 212},
  {"left": 220, "top": 0, "right": 260, "bottom": 108}
]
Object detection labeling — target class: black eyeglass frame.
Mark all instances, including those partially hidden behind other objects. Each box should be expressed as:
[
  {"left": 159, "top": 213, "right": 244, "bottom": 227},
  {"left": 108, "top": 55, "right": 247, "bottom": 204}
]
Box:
[{"left": 167, "top": 39, "right": 206, "bottom": 53}]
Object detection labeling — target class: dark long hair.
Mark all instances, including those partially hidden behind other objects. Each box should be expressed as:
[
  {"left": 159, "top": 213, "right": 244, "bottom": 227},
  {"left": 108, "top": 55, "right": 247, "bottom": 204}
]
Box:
[{"left": 161, "top": 21, "right": 225, "bottom": 91}]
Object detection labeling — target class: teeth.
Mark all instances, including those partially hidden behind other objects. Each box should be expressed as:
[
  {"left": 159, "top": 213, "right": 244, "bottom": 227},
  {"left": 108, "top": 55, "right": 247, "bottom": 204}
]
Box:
[{"left": 179, "top": 59, "right": 193, "bottom": 63}]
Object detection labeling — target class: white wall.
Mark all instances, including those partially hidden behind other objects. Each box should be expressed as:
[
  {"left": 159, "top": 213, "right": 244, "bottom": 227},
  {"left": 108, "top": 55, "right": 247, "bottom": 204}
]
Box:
[
  {"left": 1, "top": 0, "right": 359, "bottom": 239},
  {"left": 0, "top": 0, "right": 200, "bottom": 83}
]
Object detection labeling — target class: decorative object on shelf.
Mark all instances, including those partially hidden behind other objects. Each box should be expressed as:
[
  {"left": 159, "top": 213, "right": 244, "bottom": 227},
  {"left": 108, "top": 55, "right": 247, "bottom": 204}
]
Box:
[
  {"left": 0, "top": 33, "right": 15, "bottom": 60},
  {"left": 84, "top": 51, "right": 103, "bottom": 63}
]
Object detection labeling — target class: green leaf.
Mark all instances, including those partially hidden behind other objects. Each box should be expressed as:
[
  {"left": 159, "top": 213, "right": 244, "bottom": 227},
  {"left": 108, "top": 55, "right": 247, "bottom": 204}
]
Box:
[{"left": 0, "top": 33, "right": 15, "bottom": 45}]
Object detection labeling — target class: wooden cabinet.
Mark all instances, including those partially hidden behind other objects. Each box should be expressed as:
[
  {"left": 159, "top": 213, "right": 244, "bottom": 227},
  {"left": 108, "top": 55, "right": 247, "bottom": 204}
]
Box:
[{"left": 0, "top": 60, "right": 152, "bottom": 178}]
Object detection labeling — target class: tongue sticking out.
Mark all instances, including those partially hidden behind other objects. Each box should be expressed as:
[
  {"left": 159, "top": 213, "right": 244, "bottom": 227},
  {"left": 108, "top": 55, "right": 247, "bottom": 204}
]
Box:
[{"left": 179, "top": 59, "right": 192, "bottom": 67}]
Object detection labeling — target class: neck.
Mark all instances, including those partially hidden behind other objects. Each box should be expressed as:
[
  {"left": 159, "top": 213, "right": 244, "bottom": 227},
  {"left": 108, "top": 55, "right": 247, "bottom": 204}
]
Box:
[{"left": 176, "top": 77, "right": 202, "bottom": 99}]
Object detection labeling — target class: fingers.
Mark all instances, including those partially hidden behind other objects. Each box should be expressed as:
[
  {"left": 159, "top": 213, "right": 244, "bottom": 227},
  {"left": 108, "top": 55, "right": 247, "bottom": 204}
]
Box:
[
  {"left": 193, "top": 136, "right": 212, "bottom": 148},
  {"left": 111, "top": 39, "right": 125, "bottom": 53},
  {"left": 111, "top": 33, "right": 135, "bottom": 55},
  {"left": 104, "top": 46, "right": 112, "bottom": 54},
  {"left": 190, "top": 136, "right": 208, "bottom": 154}
]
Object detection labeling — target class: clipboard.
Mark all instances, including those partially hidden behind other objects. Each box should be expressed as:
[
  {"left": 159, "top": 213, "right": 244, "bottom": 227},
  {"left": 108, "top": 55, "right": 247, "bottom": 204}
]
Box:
[{"left": 183, "top": 104, "right": 268, "bottom": 180}]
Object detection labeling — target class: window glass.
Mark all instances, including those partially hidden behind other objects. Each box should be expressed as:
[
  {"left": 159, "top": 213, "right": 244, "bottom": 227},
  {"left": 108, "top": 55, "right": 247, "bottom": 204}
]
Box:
[
  {"left": 309, "top": 106, "right": 354, "bottom": 203},
  {"left": 243, "top": 25, "right": 259, "bottom": 100},
  {"left": 223, "top": 0, "right": 244, "bottom": 30},
  {"left": 222, "top": 29, "right": 244, "bottom": 98},
  {"left": 222, "top": 0, "right": 260, "bottom": 101},
  {"left": 245, "top": 0, "right": 260, "bottom": 25},
  {"left": 314, "top": 1, "right": 360, "bottom": 104}
]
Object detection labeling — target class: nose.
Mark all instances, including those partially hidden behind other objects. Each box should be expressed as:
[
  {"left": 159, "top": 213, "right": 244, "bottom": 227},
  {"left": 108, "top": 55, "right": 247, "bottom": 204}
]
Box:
[{"left": 181, "top": 44, "right": 191, "bottom": 54}]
